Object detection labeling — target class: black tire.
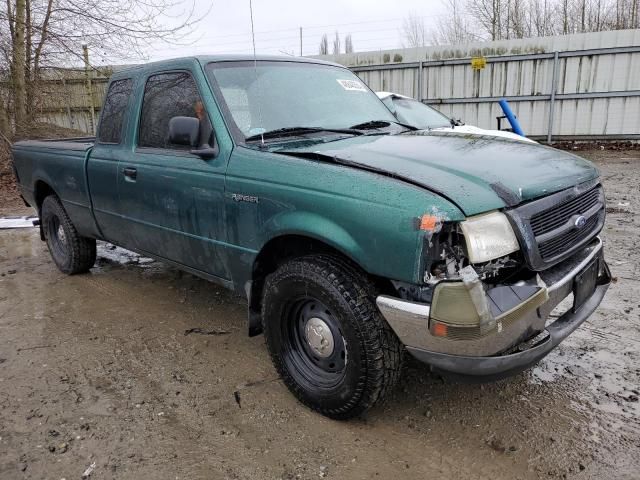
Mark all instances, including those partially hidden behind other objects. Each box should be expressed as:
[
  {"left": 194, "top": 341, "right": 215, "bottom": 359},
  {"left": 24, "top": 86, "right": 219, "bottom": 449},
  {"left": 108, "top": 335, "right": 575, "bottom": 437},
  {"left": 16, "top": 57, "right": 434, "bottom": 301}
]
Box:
[
  {"left": 261, "top": 255, "right": 403, "bottom": 419},
  {"left": 41, "top": 195, "right": 96, "bottom": 274}
]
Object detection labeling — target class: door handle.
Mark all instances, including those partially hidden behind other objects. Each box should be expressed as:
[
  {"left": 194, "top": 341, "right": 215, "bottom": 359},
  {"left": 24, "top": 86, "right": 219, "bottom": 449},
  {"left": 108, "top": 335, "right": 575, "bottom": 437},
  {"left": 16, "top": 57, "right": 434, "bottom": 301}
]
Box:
[{"left": 123, "top": 167, "right": 137, "bottom": 181}]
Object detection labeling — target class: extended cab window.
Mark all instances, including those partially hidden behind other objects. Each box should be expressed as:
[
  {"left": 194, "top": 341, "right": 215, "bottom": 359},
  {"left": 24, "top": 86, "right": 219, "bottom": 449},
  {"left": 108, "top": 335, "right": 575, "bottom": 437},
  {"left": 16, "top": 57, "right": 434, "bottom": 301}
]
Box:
[
  {"left": 97, "top": 79, "right": 133, "bottom": 144},
  {"left": 138, "top": 72, "right": 203, "bottom": 149}
]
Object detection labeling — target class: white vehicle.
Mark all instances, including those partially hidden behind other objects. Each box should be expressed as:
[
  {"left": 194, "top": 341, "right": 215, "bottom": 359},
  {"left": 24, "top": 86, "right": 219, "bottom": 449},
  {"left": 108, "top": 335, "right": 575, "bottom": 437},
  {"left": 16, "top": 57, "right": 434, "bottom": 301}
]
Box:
[{"left": 376, "top": 91, "right": 536, "bottom": 143}]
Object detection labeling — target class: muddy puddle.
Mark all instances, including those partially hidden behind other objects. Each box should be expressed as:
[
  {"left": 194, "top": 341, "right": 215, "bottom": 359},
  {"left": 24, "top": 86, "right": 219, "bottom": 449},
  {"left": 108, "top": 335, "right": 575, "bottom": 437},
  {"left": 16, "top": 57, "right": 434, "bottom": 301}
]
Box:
[
  {"left": 0, "top": 228, "right": 41, "bottom": 261},
  {"left": 0, "top": 150, "right": 639, "bottom": 479}
]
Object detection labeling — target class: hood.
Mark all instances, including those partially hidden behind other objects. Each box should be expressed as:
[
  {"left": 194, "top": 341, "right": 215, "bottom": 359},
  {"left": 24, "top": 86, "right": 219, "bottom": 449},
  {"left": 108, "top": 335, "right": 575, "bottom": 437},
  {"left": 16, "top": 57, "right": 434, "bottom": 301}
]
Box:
[
  {"left": 277, "top": 131, "right": 599, "bottom": 216},
  {"left": 433, "top": 125, "right": 538, "bottom": 144}
]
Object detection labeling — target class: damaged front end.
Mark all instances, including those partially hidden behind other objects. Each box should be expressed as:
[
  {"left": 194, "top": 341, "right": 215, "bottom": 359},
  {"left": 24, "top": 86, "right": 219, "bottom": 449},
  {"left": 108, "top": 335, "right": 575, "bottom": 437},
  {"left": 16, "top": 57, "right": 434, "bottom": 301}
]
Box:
[
  {"left": 423, "top": 214, "right": 549, "bottom": 344},
  {"left": 377, "top": 196, "right": 611, "bottom": 379}
]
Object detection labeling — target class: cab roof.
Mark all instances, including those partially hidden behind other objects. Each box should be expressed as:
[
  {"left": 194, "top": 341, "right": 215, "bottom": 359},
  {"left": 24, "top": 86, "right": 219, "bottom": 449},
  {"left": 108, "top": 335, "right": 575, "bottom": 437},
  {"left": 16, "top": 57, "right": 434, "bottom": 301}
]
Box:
[{"left": 110, "top": 55, "right": 343, "bottom": 80}]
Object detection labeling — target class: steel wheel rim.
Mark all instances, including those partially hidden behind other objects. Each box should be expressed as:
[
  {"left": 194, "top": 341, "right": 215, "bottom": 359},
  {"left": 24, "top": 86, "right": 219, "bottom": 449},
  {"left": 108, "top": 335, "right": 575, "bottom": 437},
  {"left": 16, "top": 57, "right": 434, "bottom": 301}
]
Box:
[
  {"left": 47, "top": 215, "right": 68, "bottom": 261},
  {"left": 282, "top": 296, "right": 347, "bottom": 389}
]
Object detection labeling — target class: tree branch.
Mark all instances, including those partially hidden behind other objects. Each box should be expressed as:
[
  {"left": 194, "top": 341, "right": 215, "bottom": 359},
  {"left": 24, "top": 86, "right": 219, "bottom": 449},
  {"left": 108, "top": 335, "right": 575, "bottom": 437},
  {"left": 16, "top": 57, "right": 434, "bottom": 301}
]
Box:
[
  {"left": 33, "top": 0, "right": 53, "bottom": 75},
  {"left": 6, "top": 0, "right": 15, "bottom": 41}
]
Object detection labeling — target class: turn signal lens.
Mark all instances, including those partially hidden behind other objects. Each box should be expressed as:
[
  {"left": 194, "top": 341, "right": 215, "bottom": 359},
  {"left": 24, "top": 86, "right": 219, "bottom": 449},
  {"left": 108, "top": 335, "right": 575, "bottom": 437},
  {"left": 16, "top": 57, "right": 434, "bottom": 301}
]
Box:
[
  {"left": 420, "top": 214, "right": 440, "bottom": 231},
  {"left": 432, "top": 322, "right": 448, "bottom": 337},
  {"left": 430, "top": 282, "right": 481, "bottom": 327}
]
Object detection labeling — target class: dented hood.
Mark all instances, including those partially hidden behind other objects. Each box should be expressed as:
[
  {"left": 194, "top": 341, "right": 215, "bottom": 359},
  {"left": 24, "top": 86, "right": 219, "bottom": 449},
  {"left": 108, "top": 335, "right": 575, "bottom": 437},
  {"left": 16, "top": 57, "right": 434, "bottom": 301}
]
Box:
[{"left": 278, "top": 131, "right": 599, "bottom": 216}]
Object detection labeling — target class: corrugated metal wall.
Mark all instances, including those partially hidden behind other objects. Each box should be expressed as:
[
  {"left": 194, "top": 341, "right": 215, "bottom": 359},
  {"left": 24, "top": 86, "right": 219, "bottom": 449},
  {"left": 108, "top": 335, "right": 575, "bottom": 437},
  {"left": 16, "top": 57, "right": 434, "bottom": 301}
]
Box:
[
  {"left": 3, "top": 31, "right": 638, "bottom": 139},
  {"left": 319, "top": 30, "right": 640, "bottom": 140}
]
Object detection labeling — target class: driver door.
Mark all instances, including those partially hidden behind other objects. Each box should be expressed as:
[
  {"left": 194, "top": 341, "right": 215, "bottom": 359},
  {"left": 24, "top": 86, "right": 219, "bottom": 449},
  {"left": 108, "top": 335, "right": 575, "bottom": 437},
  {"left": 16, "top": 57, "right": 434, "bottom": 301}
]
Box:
[{"left": 116, "top": 68, "right": 231, "bottom": 280}]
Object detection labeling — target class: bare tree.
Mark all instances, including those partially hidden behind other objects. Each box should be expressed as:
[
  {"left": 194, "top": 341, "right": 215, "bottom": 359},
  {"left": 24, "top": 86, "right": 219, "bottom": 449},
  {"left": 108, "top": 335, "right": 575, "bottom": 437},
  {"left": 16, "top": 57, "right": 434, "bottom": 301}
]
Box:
[
  {"left": 433, "top": 0, "right": 480, "bottom": 44},
  {"left": 332, "top": 31, "right": 341, "bottom": 54},
  {"left": 466, "top": 0, "right": 506, "bottom": 40},
  {"left": 0, "top": 98, "right": 8, "bottom": 136},
  {"left": 319, "top": 34, "right": 329, "bottom": 55},
  {"left": 401, "top": 12, "right": 427, "bottom": 47},
  {"left": 344, "top": 34, "right": 354, "bottom": 53},
  {"left": 560, "top": 0, "right": 570, "bottom": 33},
  {"left": 508, "top": 0, "right": 530, "bottom": 38},
  {"left": 7, "top": 0, "right": 27, "bottom": 127},
  {"left": 0, "top": 0, "right": 206, "bottom": 134},
  {"left": 438, "top": 0, "right": 638, "bottom": 41},
  {"left": 530, "top": 0, "right": 556, "bottom": 36}
]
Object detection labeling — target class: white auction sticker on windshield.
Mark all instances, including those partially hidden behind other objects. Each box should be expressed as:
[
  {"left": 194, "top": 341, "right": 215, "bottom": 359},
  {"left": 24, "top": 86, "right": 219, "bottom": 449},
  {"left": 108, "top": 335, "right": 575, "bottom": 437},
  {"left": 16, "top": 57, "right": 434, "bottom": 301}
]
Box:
[{"left": 337, "top": 79, "right": 367, "bottom": 91}]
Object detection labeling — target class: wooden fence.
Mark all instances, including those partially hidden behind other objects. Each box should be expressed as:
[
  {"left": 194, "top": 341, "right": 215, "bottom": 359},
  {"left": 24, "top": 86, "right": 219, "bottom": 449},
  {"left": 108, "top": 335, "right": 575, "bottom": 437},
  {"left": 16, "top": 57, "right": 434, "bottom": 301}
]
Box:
[{"left": 0, "top": 67, "right": 112, "bottom": 134}]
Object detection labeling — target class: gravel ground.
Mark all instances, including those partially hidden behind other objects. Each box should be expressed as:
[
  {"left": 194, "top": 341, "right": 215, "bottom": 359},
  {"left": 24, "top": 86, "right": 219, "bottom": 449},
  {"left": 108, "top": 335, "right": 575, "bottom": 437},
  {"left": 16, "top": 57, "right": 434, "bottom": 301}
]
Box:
[{"left": 0, "top": 149, "right": 638, "bottom": 479}]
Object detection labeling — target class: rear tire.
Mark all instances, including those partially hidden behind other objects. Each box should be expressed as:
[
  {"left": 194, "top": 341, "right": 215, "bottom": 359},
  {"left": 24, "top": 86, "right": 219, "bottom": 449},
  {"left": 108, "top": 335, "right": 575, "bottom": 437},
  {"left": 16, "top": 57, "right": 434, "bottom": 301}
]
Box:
[
  {"left": 261, "top": 255, "right": 403, "bottom": 419},
  {"left": 41, "top": 195, "right": 96, "bottom": 274}
]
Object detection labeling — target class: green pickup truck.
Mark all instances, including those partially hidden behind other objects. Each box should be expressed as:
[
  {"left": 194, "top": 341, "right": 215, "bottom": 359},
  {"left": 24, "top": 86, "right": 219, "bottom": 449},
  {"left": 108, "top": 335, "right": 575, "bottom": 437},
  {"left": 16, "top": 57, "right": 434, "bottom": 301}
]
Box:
[{"left": 11, "top": 55, "right": 611, "bottom": 419}]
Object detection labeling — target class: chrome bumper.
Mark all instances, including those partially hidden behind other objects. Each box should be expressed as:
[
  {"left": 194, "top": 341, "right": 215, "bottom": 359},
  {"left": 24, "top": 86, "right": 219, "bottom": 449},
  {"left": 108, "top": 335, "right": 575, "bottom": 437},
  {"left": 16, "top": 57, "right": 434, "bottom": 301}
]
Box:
[{"left": 376, "top": 237, "right": 610, "bottom": 377}]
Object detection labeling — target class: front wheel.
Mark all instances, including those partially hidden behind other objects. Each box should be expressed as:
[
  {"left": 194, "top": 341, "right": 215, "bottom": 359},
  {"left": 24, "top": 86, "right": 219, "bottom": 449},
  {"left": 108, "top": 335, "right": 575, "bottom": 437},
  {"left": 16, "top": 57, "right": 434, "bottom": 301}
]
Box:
[
  {"left": 41, "top": 195, "right": 96, "bottom": 274},
  {"left": 261, "top": 256, "right": 403, "bottom": 419}
]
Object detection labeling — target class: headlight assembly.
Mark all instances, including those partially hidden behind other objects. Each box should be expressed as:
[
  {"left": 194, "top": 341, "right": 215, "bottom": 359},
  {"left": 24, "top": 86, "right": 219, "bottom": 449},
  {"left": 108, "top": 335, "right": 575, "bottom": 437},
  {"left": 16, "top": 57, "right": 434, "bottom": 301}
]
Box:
[{"left": 459, "top": 211, "right": 520, "bottom": 263}]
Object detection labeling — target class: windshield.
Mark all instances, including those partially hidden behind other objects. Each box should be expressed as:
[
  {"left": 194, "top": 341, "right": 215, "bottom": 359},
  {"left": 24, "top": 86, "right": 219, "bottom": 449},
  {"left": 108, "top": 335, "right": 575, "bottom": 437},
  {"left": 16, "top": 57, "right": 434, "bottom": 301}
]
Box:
[
  {"left": 384, "top": 96, "right": 452, "bottom": 130},
  {"left": 206, "top": 61, "right": 398, "bottom": 141}
]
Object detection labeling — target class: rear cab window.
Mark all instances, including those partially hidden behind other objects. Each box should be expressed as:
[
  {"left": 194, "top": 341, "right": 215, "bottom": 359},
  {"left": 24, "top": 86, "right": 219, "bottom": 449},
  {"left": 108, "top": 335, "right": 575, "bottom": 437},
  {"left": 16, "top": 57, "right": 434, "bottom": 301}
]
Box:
[{"left": 97, "top": 79, "right": 133, "bottom": 144}]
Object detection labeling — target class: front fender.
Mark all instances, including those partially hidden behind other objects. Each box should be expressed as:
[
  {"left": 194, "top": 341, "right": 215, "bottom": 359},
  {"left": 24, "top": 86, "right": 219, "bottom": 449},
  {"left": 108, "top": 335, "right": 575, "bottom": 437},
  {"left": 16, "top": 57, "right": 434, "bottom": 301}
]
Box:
[
  {"left": 260, "top": 210, "right": 366, "bottom": 267},
  {"left": 242, "top": 210, "right": 386, "bottom": 337},
  {"left": 224, "top": 146, "right": 465, "bottom": 294}
]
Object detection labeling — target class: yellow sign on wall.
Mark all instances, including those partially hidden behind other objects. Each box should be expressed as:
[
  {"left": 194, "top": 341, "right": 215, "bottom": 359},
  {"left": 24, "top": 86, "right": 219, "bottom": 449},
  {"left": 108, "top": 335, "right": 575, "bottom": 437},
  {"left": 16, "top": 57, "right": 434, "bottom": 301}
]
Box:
[{"left": 471, "top": 57, "right": 487, "bottom": 70}]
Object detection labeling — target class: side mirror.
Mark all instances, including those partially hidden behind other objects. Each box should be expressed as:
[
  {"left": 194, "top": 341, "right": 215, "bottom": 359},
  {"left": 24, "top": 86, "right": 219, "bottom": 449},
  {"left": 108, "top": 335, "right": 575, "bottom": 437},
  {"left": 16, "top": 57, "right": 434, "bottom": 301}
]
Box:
[
  {"left": 168, "top": 116, "right": 200, "bottom": 147},
  {"left": 190, "top": 144, "right": 218, "bottom": 159}
]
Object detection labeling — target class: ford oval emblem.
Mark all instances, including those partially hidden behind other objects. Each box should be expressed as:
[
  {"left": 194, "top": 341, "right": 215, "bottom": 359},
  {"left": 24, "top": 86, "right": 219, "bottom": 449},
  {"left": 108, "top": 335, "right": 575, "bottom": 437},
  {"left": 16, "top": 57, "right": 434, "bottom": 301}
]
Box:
[{"left": 574, "top": 215, "right": 587, "bottom": 228}]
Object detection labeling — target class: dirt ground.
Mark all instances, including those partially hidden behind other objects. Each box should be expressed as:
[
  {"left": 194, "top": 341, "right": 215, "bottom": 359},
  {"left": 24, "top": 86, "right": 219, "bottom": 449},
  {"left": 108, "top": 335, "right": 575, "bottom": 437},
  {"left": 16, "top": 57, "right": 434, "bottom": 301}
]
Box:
[{"left": 0, "top": 149, "right": 639, "bottom": 479}]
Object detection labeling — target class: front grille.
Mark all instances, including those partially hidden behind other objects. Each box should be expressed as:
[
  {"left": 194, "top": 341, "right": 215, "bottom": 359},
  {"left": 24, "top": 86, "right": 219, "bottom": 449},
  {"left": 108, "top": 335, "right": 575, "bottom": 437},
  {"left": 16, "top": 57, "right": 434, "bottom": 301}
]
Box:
[
  {"left": 538, "top": 213, "right": 600, "bottom": 259},
  {"left": 506, "top": 181, "right": 605, "bottom": 270},
  {"left": 530, "top": 187, "right": 601, "bottom": 236}
]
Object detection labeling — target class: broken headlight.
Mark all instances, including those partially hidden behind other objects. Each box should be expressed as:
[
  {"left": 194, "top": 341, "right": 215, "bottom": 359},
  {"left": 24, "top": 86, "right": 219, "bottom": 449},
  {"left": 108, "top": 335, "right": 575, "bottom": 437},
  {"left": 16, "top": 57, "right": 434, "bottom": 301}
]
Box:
[{"left": 459, "top": 211, "right": 520, "bottom": 263}]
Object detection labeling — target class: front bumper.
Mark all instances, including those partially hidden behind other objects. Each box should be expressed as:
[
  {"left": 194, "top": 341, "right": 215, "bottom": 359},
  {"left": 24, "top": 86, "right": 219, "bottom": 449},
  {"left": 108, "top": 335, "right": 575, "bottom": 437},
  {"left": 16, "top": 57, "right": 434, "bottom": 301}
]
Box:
[{"left": 376, "top": 237, "right": 611, "bottom": 379}]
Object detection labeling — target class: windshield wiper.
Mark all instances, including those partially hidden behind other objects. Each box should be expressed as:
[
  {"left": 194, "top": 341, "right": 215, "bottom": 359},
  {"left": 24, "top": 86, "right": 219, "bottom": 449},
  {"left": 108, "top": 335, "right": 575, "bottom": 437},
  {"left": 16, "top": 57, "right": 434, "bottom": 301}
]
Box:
[
  {"left": 349, "top": 120, "right": 418, "bottom": 131},
  {"left": 245, "top": 126, "right": 362, "bottom": 142}
]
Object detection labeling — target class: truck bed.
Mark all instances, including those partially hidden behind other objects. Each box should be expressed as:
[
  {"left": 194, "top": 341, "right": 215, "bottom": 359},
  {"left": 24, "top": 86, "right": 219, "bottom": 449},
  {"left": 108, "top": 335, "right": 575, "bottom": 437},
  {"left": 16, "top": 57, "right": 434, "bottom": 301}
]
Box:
[
  {"left": 13, "top": 137, "right": 95, "bottom": 152},
  {"left": 11, "top": 137, "right": 97, "bottom": 239}
]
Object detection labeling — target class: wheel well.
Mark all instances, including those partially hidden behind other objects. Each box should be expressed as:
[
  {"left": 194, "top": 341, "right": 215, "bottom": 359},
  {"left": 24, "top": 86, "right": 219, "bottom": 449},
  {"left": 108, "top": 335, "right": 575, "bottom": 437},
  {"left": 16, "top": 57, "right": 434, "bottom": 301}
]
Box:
[
  {"left": 33, "top": 181, "right": 57, "bottom": 240},
  {"left": 34, "top": 180, "right": 56, "bottom": 212},
  {"left": 248, "top": 235, "right": 395, "bottom": 336}
]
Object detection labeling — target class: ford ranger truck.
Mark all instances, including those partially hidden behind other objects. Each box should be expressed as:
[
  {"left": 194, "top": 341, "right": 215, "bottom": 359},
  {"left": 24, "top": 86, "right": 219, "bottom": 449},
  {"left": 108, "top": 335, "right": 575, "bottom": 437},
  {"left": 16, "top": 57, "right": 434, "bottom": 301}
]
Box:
[{"left": 11, "top": 56, "right": 611, "bottom": 419}]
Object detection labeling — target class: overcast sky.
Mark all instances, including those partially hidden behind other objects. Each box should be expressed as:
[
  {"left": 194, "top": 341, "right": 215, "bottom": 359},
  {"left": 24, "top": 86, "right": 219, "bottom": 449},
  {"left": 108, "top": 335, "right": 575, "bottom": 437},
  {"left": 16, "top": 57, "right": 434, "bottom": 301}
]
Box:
[{"left": 116, "top": 0, "right": 448, "bottom": 64}]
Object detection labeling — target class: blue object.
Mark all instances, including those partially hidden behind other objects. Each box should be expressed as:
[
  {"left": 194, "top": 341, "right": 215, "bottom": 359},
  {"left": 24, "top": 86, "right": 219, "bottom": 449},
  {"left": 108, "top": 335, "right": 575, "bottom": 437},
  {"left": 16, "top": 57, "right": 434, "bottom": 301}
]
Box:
[{"left": 498, "top": 99, "right": 525, "bottom": 137}]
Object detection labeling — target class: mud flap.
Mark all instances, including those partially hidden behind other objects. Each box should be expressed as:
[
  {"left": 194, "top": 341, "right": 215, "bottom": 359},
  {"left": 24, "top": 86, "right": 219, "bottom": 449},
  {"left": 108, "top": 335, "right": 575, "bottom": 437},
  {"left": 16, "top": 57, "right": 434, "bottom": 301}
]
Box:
[
  {"left": 246, "top": 280, "right": 264, "bottom": 337},
  {"left": 248, "top": 308, "right": 263, "bottom": 337}
]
